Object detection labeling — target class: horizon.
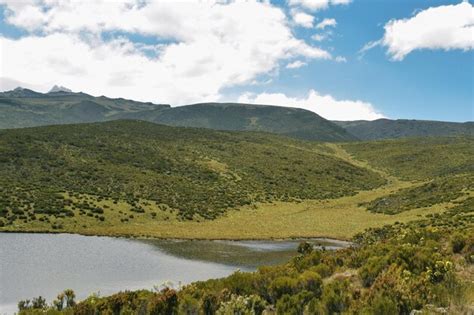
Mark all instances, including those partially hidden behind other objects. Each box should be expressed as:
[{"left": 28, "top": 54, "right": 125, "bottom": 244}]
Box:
[
  {"left": 4, "top": 85, "right": 473, "bottom": 123},
  {"left": 0, "top": 0, "right": 473, "bottom": 122}
]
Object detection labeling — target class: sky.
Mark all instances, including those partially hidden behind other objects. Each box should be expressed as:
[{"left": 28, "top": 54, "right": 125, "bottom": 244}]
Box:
[{"left": 0, "top": 0, "right": 472, "bottom": 122}]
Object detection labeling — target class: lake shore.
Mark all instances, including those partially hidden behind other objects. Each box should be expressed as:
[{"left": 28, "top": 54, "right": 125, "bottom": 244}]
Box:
[{"left": 0, "top": 228, "right": 353, "bottom": 245}]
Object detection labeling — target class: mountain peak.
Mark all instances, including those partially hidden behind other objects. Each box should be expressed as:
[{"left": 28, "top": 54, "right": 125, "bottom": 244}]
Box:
[{"left": 49, "top": 85, "right": 72, "bottom": 93}]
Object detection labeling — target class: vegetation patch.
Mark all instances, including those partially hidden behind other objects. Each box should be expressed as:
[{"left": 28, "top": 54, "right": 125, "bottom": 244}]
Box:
[
  {"left": 362, "top": 174, "right": 474, "bottom": 214},
  {"left": 343, "top": 137, "right": 474, "bottom": 181}
]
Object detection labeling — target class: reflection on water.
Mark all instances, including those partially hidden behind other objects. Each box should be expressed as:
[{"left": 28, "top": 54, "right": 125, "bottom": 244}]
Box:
[
  {"left": 0, "top": 233, "right": 349, "bottom": 315},
  {"left": 144, "top": 238, "right": 350, "bottom": 268}
]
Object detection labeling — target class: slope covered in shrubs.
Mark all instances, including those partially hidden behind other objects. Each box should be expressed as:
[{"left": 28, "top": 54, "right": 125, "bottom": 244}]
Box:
[{"left": 0, "top": 120, "right": 383, "bottom": 227}]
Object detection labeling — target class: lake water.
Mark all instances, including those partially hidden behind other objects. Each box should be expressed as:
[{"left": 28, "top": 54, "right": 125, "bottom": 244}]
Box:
[{"left": 0, "top": 233, "right": 349, "bottom": 314}]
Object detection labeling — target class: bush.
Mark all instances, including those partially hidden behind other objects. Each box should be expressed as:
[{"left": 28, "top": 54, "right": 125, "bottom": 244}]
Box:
[
  {"left": 360, "top": 256, "right": 388, "bottom": 287},
  {"left": 366, "top": 294, "right": 398, "bottom": 315},
  {"left": 216, "top": 294, "right": 267, "bottom": 315},
  {"left": 298, "top": 271, "right": 322, "bottom": 297},
  {"left": 297, "top": 242, "right": 313, "bottom": 255},
  {"left": 319, "top": 280, "right": 351, "bottom": 314},
  {"left": 148, "top": 289, "right": 178, "bottom": 315},
  {"left": 269, "top": 277, "right": 298, "bottom": 301},
  {"left": 451, "top": 233, "right": 466, "bottom": 253}
]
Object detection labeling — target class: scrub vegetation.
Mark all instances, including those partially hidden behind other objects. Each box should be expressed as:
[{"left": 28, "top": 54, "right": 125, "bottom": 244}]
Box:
[
  {"left": 0, "top": 120, "right": 383, "bottom": 227},
  {"left": 1, "top": 122, "right": 473, "bottom": 241}
]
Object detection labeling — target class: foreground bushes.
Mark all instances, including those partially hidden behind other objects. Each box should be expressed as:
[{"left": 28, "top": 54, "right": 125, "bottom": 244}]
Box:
[{"left": 18, "top": 211, "right": 473, "bottom": 314}]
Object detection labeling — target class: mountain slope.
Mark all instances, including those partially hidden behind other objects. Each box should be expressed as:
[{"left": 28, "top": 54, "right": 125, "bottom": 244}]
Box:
[
  {"left": 0, "top": 88, "right": 168, "bottom": 129},
  {"left": 119, "top": 102, "right": 356, "bottom": 142},
  {"left": 0, "top": 89, "right": 355, "bottom": 142},
  {"left": 334, "top": 118, "right": 474, "bottom": 140}
]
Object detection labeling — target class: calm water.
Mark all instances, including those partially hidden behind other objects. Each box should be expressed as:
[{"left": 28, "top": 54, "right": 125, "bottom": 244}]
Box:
[{"left": 0, "top": 233, "right": 349, "bottom": 314}]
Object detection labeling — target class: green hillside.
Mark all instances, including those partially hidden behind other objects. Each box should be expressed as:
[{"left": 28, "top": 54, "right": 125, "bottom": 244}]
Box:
[
  {"left": 334, "top": 118, "right": 474, "bottom": 140},
  {"left": 0, "top": 89, "right": 355, "bottom": 142},
  {"left": 1, "top": 122, "right": 473, "bottom": 239},
  {"left": 120, "top": 102, "right": 356, "bottom": 142},
  {"left": 0, "top": 120, "right": 383, "bottom": 229},
  {"left": 343, "top": 137, "right": 474, "bottom": 180}
]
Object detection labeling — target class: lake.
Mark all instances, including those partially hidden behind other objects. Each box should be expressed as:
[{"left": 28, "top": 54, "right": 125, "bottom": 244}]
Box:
[{"left": 0, "top": 233, "right": 350, "bottom": 314}]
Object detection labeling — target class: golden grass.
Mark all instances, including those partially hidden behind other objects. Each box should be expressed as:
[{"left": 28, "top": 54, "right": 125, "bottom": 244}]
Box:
[{"left": 3, "top": 178, "right": 451, "bottom": 240}]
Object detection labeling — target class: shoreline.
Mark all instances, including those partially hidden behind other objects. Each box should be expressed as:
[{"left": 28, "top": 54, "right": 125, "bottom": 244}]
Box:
[{"left": 0, "top": 229, "right": 353, "bottom": 245}]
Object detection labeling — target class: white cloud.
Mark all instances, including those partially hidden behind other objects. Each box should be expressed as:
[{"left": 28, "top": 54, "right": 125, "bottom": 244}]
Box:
[
  {"left": 286, "top": 60, "right": 307, "bottom": 69},
  {"left": 238, "top": 90, "right": 385, "bottom": 120},
  {"left": 288, "top": 0, "right": 351, "bottom": 11},
  {"left": 335, "top": 56, "right": 347, "bottom": 63},
  {"left": 0, "top": 1, "right": 332, "bottom": 104},
  {"left": 363, "top": 1, "right": 474, "bottom": 60},
  {"left": 291, "top": 10, "right": 314, "bottom": 28},
  {"left": 311, "top": 34, "right": 327, "bottom": 42},
  {"left": 316, "top": 18, "right": 337, "bottom": 29}
]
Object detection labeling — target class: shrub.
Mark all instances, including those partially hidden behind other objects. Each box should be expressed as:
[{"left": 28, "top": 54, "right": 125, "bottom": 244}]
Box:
[
  {"left": 365, "top": 294, "right": 398, "bottom": 315},
  {"left": 298, "top": 271, "right": 322, "bottom": 297},
  {"left": 269, "top": 277, "right": 298, "bottom": 301},
  {"left": 320, "top": 280, "right": 351, "bottom": 314},
  {"left": 451, "top": 233, "right": 466, "bottom": 253},
  {"left": 148, "top": 289, "right": 178, "bottom": 315}
]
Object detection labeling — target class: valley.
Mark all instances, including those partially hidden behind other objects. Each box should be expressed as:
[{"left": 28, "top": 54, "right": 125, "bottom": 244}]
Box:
[{"left": 1, "top": 121, "right": 472, "bottom": 240}]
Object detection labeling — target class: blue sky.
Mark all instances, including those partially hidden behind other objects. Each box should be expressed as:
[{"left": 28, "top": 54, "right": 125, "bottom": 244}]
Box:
[{"left": 0, "top": 0, "right": 472, "bottom": 121}]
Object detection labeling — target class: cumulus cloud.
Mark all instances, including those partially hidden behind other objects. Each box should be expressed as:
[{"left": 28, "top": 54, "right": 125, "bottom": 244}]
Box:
[
  {"left": 286, "top": 60, "right": 307, "bottom": 69},
  {"left": 0, "top": 0, "right": 332, "bottom": 104},
  {"left": 238, "top": 90, "right": 385, "bottom": 120},
  {"left": 291, "top": 10, "right": 314, "bottom": 28},
  {"left": 316, "top": 18, "right": 337, "bottom": 29},
  {"left": 362, "top": 1, "right": 474, "bottom": 60},
  {"left": 288, "top": 0, "right": 352, "bottom": 11}
]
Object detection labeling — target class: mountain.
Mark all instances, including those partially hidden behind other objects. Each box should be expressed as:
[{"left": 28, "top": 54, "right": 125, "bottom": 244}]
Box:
[
  {"left": 118, "top": 102, "right": 356, "bottom": 142},
  {"left": 334, "top": 118, "right": 474, "bottom": 140},
  {"left": 49, "top": 85, "right": 72, "bottom": 93},
  {"left": 1, "top": 87, "right": 45, "bottom": 98},
  {"left": 0, "top": 89, "right": 168, "bottom": 129},
  {"left": 3, "top": 88, "right": 472, "bottom": 142},
  {"left": 0, "top": 89, "right": 355, "bottom": 142}
]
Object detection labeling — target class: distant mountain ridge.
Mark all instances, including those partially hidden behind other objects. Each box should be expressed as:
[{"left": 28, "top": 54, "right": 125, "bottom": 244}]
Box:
[
  {"left": 1, "top": 87, "right": 472, "bottom": 141},
  {"left": 334, "top": 119, "right": 474, "bottom": 140},
  {"left": 0, "top": 88, "right": 355, "bottom": 142}
]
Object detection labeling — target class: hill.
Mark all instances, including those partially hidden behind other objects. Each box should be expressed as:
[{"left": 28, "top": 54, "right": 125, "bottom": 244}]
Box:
[
  {"left": 1, "top": 121, "right": 472, "bottom": 240},
  {"left": 342, "top": 136, "right": 474, "bottom": 180},
  {"left": 0, "top": 89, "right": 355, "bottom": 142},
  {"left": 0, "top": 120, "right": 383, "bottom": 227},
  {"left": 334, "top": 118, "right": 474, "bottom": 140}
]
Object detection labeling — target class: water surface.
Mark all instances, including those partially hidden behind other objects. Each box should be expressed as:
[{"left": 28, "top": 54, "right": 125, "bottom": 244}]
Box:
[{"left": 0, "top": 233, "right": 349, "bottom": 314}]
